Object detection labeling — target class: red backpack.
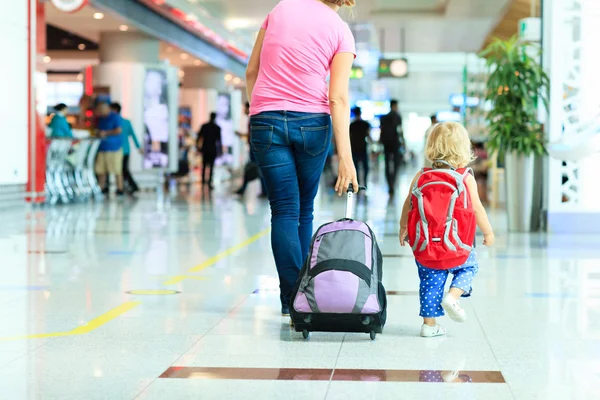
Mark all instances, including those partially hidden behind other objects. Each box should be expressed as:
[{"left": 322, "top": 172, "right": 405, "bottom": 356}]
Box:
[{"left": 407, "top": 163, "right": 476, "bottom": 270}]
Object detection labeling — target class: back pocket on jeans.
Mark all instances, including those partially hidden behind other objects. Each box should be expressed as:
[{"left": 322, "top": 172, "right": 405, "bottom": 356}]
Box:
[
  {"left": 250, "top": 125, "right": 273, "bottom": 152},
  {"left": 300, "top": 125, "right": 330, "bottom": 156}
]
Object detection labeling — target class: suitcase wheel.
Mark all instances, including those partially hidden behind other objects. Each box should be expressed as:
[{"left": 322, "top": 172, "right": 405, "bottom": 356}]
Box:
[
  {"left": 369, "top": 331, "right": 376, "bottom": 341},
  {"left": 302, "top": 329, "right": 310, "bottom": 339}
]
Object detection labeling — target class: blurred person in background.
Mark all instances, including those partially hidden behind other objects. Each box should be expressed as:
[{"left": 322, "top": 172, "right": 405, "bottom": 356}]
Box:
[
  {"left": 380, "top": 99, "right": 404, "bottom": 196},
  {"left": 350, "top": 107, "right": 371, "bottom": 187},
  {"left": 49, "top": 103, "right": 73, "bottom": 138},
  {"left": 111, "top": 102, "right": 142, "bottom": 194},
  {"left": 235, "top": 102, "right": 268, "bottom": 197},
  {"left": 95, "top": 102, "right": 124, "bottom": 196},
  {"left": 197, "top": 112, "right": 222, "bottom": 189}
]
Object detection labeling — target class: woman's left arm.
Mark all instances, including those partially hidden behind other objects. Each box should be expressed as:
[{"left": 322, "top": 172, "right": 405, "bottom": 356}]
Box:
[{"left": 246, "top": 29, "right": 266, "bottom": 101}]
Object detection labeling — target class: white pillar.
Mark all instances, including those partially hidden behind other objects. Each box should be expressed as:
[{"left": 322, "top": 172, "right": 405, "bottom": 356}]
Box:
[
  {"left": 544, "top": 0, "right": 600, "bottom": 233},
  {"left": 94, "top": 31, "right": 179, "bottom": 184},
  {"left": 577, "top": 0, "right": 600, "bottom": 211}
]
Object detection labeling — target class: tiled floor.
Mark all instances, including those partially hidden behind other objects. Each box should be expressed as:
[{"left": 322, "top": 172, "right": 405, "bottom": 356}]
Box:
[{"left": 0, "top": 172, "right": 599, "bottom": 400}]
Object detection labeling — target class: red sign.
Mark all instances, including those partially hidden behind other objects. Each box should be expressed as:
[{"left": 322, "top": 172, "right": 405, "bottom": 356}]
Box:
[{"left": 50, "top": 0, "right": 88, "bottom": 13}]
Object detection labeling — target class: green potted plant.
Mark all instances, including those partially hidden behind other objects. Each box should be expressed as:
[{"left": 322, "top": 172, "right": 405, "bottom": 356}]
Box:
[{"left": 479, "top": 35, "right": 550, "bottom": 232}]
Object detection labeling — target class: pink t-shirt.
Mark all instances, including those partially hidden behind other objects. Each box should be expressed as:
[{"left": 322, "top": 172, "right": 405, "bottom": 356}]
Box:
[{"left": 250, "top": 0, "right": 356, "bottom": 116}]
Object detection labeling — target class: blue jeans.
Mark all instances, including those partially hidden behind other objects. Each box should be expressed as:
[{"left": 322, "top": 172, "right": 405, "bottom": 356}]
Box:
[{"left": 250, "top": 111, "right": 332, "bottom": 306}]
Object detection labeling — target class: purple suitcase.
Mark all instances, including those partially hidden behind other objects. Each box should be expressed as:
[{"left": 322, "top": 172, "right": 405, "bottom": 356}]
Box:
[{"left": 290, "top": 185, "right": 387, "bottom": 340}]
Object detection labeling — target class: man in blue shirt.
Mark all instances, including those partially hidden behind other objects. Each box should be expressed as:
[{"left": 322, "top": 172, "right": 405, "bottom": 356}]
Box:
[
  {"left": 95, "top": 102, "right": 124, "bottom": 196},
  {"left": 111, "top": 103, "right": 142, "bottom": 194}
]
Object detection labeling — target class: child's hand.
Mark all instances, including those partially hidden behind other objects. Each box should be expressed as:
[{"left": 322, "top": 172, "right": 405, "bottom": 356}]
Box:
[
  {"left": 399, "top": 226, "right": 408, "bottom": 246},
  {"left": 483, "top": 232, "right": 495, "bottom": 246}
]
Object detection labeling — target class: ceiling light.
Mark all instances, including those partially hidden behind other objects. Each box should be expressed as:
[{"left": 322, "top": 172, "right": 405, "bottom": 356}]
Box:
[
  {"left": 78, "top": 43, "right": 86, "bottom": 50},
  {"left": 180, "top": 53, "right": 189, "bottom": 60},
  {"left": 93, "top": 12, "right": 104, "bottom": 20},
  {"left": 119, "top": 25, "right": 129, "bottom": 32},
  {"left": 43, "top": 56, "right": 51, "bottom": 64},
  {"left": 178, "top": 70, "right": 185, "bottom": 78},
  {"left": 224, "top": 74, "right": 233, "bottom": 82},
  {"left": 187, "top": 0, "right": 199, "bottom": 3},
  {"left": 77, "top": 73, "right": 84, "bottom": 81},
  {"left": 232, "top": 77, "right": 241, "bottom": 85},
  {"left": 193, "top": 60, "right": 202, "bottom": 66}
]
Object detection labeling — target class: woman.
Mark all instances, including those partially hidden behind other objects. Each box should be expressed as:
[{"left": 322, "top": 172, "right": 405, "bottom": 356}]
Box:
[
  {"left": 246, "top": 0, "right": 358, "bottom": 316},
  {"left": 49, "top": 103, "right": 73, "bottom": 138}
]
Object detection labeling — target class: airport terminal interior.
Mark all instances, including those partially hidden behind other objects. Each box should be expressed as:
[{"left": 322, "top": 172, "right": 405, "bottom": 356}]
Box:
[{"left": 1, "top": 0, "right": 599, "bottom": 399}]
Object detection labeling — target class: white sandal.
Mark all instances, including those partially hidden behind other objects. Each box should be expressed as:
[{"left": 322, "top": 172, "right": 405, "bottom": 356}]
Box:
[
  {"left": 441, "top": 294, "right": 467, "bottom": 322},
  {"left": 420, "top": 323, "right": 446, "bottom": 337}
]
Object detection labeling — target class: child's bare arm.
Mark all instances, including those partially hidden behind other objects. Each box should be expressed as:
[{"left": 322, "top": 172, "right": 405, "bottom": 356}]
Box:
[
  {"left": 465, "top": 174, "right": 495, "bottom": 246},
  {"left": 399, "top": 172, "right": 421, "bottom": 245}
]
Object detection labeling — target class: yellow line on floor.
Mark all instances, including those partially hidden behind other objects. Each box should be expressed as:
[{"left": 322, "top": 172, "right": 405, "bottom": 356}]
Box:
[
  {"left": 187, "top": 228, "right": 270, "bottom": 273},
  {"left": 69, "top": 301, "right": 141, "bottom": 335},
  {"left": 163, "top": 276, "right": 208, "bottom": 285},
  {"left": 0, "top": 301, "right": 141, "bottom": 341},
  {"left": 0, "top": 332, "right": 72, "bottom": 341}
]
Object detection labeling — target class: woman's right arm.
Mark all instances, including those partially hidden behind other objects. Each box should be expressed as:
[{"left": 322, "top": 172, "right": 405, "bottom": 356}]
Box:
[{"left": 329, "top": 52, "right": 358, "bottom": 196}]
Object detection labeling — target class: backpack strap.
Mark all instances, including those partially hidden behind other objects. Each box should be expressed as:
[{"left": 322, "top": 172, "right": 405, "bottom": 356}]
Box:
[
  {"left": 460, "top": 168, "right": 474, "bottom": 208},
  {"left": 433, "top": 160, "right": 456, "bottom": 170},
  {"left": 410, "top": 186, "right": 430, "bottom": 252}
]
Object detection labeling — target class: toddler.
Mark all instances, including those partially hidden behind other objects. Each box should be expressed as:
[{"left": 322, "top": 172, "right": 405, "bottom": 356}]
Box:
[{"left": 399, "top": 122, "right": 495, "bottom": 337}]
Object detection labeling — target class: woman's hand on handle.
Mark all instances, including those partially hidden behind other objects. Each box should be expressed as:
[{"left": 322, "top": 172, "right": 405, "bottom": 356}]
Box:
[{"left": 335, "top": 156, "right": 359, "bottom": 196}]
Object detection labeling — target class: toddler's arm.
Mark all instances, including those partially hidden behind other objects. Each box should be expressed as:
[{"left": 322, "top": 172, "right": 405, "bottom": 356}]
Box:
[
  {"left": 465, "top": 174, "right": 495, "bottom": 246},
  {"left": 399, "top": 172, "right": 421, "bottom": 246}
]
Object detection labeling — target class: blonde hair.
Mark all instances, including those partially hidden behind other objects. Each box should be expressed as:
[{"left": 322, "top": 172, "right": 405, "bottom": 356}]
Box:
[
  {"left": 322, "top": 0, "right": 355, "bottom": 7},
  {"left": 425, "top": 122, "right": 475, "bottom": 169}
]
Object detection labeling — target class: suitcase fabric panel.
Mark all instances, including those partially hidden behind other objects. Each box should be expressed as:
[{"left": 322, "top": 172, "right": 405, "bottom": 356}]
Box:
[{"left": 314, "top": 229, "right": 372, "bottom": 270}]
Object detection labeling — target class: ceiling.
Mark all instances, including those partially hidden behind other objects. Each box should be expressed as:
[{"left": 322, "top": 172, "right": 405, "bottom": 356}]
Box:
[
  {"left": 47, "top": 24, "right": 99, "bottom": 51},
  {"left": 45, "top": 2, "right": 206, "bottom": 73},
  {"left": 45, "top": 2, "right": 136, "bottom": 42},
  {"left": 177, "top": 0, "right": 511, "bottom": 52},
  {"left": 482, "top": 0, "right": 541, "bottom": 50},
  {"left": 44, "top": 0, "right": 515, "bottom": 75}
]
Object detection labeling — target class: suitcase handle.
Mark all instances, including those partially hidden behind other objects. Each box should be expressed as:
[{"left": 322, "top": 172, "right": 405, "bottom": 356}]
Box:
[{"left": 345, "top": 184, "right": 367, "bottom": 219}]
